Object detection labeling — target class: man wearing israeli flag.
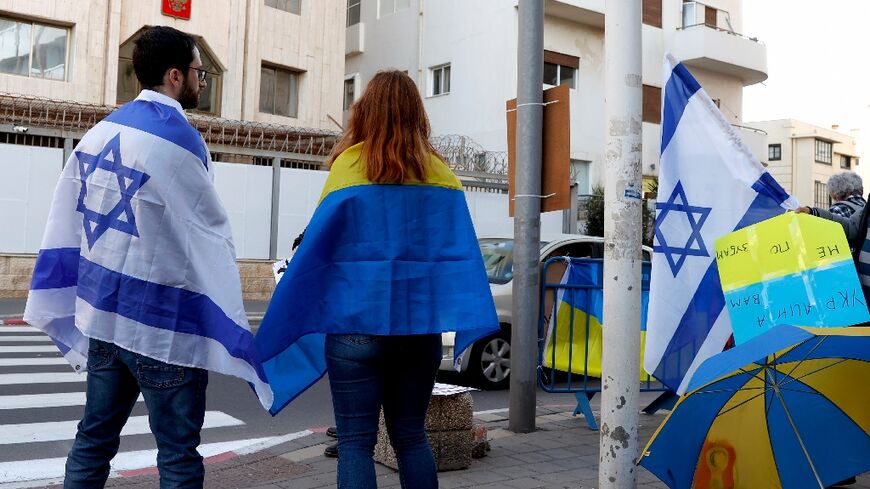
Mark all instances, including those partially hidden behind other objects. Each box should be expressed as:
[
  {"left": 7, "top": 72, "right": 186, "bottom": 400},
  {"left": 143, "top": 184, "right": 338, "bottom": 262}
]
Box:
[{"left": 23, "top": 26, "right": 270, "bottom": 488}]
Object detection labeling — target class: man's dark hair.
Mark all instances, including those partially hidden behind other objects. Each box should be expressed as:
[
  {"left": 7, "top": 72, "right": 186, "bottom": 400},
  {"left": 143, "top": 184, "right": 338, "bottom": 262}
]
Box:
[{"left": 132, "top": 26, "right": 197, "bottom": 89}]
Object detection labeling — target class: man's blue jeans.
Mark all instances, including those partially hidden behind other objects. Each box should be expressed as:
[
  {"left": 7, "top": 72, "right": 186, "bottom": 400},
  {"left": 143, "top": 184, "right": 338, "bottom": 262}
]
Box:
[
  {"left": 326, "top": 333, "right": 442, "bottom": 489},
  {"left": 64, "top": 338, "right": 208, "bottom": 489}
]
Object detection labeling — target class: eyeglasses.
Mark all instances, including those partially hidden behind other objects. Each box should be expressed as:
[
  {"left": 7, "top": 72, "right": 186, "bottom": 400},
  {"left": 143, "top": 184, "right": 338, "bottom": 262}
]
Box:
[{"left": 188, "top": 66, "right": 209, "bottom": 82}]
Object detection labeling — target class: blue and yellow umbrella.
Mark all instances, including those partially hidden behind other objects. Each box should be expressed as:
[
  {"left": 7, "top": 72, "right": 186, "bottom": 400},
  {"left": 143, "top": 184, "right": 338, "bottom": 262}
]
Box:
[{"left": 639, "top": 325, "right": 870, "bottom": 489}]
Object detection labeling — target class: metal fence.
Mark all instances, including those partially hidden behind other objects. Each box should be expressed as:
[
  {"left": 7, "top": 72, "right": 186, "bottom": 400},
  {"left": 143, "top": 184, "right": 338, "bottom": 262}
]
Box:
[{"left": 537, "top": 257, "right": 676, "bottom": 430}]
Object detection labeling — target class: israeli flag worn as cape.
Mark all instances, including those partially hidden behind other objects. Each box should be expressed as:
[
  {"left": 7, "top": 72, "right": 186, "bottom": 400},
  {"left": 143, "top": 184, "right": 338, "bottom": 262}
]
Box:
[
  {"left": 23, "top": 90, "right": 273, "bottom": 410},
  {"left": 256, "top": 142, "right": 499, "bottom": 415},
  {"left": 644, "top": 55, "right": 798, "bottom": 394}
]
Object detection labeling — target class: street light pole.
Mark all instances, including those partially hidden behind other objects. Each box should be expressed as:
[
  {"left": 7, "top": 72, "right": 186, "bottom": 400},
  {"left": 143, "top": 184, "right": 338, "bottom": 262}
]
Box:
[
  {"left": 509, "top": 0, "right": 544, "bottom": 434},
  {"left": 600, "top": 0, "right": 643, "bottom": 487}
]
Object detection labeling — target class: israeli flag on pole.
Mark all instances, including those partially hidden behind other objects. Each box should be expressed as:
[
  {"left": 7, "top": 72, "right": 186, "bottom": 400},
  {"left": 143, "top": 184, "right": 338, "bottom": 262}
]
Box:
[
  {"left": 644, "top": 55, "right": 798, "bottom": 394},
  {"left": 23, "top": 90, "right": 272, "bottom": 410}
]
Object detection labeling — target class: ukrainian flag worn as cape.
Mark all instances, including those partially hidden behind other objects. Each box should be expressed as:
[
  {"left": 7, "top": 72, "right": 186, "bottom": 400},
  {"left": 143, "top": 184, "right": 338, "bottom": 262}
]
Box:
[{"left": 256, "top": 143, "right": 499, "bottom": 415}]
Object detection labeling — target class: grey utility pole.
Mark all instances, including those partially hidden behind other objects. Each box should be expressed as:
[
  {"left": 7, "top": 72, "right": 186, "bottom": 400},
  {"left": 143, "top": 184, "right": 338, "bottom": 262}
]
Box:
[
  {"left": 509, "top": 0, "right": 544, "bottom": 434},
  {"left": 600, "top": 0, "right": 643, "bottom": 488}
]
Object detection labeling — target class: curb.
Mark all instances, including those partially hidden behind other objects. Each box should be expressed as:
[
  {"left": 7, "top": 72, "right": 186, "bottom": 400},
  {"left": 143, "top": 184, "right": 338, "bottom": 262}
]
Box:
[{"left": 115, "top": 429, "right": 313, "bottom": 479}]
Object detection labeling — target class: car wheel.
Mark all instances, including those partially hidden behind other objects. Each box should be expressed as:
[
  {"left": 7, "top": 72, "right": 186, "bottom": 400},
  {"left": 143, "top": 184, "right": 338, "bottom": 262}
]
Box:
[{"left": 469, "top": 330, "right": 511, "bottom": 390}]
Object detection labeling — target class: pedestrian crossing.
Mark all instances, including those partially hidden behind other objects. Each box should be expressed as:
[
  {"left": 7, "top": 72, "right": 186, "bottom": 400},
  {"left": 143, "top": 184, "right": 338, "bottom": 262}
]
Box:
[{"left": 0, "top": 325, "right": 274, "bottom": 485}]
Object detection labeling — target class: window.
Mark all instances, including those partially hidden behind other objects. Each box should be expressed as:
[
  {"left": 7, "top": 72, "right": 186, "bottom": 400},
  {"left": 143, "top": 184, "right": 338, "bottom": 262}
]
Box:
[
  {"left": 768, "top": 144, "right": 781, "bottom": 161},
  {"left": 814, "top": 139, "right": 832, "bottom": 164},
  {"left": 347, "top": 0, "right": 361, "bottom": 26},
  {"left": 343, "top": 76, "right": 355, "bottom": 110},
  {"left": 379, "top": 0, "right": 410, "bottom": 17},
  {"left": 260, "top": 65, "right": 300, "bottom": 118},
  {"left": 543, "top": 51, "right": 578, "bottom": 89},
  {"left": 0, "top": 17, "right": 69, "bottom": 81},
  {"left": 841, "top": 155, "right": 851, "bottom": 169},
  {"left": 642, "top": 85, "right": 661, "bottom": 124},
  {"left": 265, "top": 0, "right": 302, "bottom": 14},
  {"left": 814, "top": 181, "right": 830, "bottom": 209},
  {"left": 117, "top": 30, "right": 222, "bottom": 115},
  {"left": 430, "top": 63, "right": 450, "bottom": 96},
  {"left": 643, "top": 0, "right": 662, "bottom": 28}
]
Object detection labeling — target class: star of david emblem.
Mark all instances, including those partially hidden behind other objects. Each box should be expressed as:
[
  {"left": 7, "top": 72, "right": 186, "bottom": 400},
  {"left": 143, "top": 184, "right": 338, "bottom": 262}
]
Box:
[
  {"left": 75, "top": 134, "right": 150, "bottom": 249},
  {"left": 654, "top": 181, "right": 712, "bottom": 277}
]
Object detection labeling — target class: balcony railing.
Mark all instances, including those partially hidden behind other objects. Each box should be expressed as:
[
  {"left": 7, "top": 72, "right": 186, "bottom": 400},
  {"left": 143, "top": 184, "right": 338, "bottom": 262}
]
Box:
[{"left": 679, "top": 1, "right": 761, "bottom": 43}]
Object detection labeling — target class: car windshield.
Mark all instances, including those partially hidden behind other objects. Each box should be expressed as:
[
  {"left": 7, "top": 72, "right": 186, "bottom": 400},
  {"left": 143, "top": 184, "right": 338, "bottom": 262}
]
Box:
[{"left": 478, "top": 238, "right": 549, "bottom": 285}]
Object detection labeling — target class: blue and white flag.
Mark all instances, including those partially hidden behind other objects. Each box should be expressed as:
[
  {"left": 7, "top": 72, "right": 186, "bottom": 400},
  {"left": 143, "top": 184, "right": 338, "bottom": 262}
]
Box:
[
  {"left": 644, "top": 55, "right": 798, "bottom": 394},
  {"left": 23, "top": 90, "right": 272, "bottom": 409}
]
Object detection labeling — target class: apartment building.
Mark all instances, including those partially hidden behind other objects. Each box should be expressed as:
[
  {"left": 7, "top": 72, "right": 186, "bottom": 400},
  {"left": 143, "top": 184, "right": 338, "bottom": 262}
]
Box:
[
  {"left": 343, "top": 0, "right": 769, "bottom": 196},
  {"left": 748, "top": 119, "right": 860, "bottom": 208}
]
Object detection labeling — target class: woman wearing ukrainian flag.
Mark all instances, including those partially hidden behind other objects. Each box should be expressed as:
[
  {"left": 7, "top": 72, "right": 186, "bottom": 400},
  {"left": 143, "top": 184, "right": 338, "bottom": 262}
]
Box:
[{"left": 255, "top": 70, "right": 499, "bottom": 488}]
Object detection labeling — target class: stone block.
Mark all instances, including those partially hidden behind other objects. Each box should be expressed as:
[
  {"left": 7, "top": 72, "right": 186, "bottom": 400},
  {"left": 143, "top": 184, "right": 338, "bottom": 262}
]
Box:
[
  {"left": 8, "top": 256, "right": 36, "bottom": 276},
  {"left": 374, "top": 390, "right": 479, "bottom": 473},
  {"left": 426, "top": 392, "right": 473, "bottom": 431},
  {"left": 430, "top": 429, "right": 473, "bottom": 471},
  {"left": 0, "top": 256, "right": 9, "bottom": 275}
]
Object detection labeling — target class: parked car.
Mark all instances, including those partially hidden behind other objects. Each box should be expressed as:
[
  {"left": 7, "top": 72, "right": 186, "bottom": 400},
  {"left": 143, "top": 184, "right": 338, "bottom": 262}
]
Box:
[{"left": 441, "top": 233, "right": 653, "bottom": 389}]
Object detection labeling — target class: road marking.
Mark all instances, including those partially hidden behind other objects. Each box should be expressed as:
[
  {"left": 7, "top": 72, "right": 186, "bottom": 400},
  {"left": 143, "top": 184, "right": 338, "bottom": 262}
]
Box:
[
  {"left": 0, "top": 392, "right": 145, "bottom": 410},
  {"left": 0, "top": 357, "right": 67, "bottom": 367},
  {"left": 0, "top": 336, "right": 52, "bottom": 343},
  {"left": 0, "top": 346, "right": 58, "bottom": 354},
  {"left": 0, "top": 411, "right": 244, "bottom": 445},
  {"left": 0, "top": 327, "right": 39, "bottom": 333},
  {"left": 0, "top": 436, "right": 270, "bottom": 484},
  {"left": 473, "top": 408, "right": 509, "bottom": 416},
  {"left": 0, "top": 372, "right": 84, "bottom": 385}
]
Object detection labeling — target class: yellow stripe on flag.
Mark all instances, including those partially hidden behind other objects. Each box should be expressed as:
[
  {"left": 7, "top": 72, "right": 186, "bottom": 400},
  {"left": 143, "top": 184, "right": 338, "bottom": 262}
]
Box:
[{"left": 319, "top": 142, "right": 463, "bottom": 203}]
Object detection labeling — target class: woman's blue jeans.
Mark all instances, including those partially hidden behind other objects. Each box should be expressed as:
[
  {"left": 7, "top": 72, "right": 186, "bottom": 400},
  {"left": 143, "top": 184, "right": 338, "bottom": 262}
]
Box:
[
  {"left": 325, "top": 333, "right": 442, "bottom": 489},
  {"left": 64, "top": 338, "right": 208, "bottom": 489}
]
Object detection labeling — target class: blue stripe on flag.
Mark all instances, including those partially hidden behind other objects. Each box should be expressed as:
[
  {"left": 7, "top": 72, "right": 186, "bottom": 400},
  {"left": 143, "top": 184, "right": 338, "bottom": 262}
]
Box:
[
  {"left": 661, "top": 62, "right": 702, "bottom": 154},
  {"left": 76, "top": 256, "right": 266, "bottom": 382},
  {"left": 652, "top": 191, "right": 785, "bottom": 391},
  {"left": 105, "top": 100, "right": 208, "bottom": 169},
  {"left": 31, "top": 247, "right": 80, "bottom": 290},
  {"left": 750, "top": 172, "right": 790, "bottom": 206}
]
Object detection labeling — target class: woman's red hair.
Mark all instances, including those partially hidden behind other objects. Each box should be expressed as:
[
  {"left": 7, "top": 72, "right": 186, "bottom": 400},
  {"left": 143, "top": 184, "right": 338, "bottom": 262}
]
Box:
[{"left": 327, "top": 70, "right": 442, "bottom": 183}]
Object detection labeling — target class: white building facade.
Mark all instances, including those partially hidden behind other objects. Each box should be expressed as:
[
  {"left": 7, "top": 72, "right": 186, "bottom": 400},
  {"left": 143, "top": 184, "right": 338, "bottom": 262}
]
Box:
[
  {"left": 748, "top": 119, "right": 861, "bottom": 209},
  {"left": 344, "top": 0, "right": 768, "bottom": 196}
]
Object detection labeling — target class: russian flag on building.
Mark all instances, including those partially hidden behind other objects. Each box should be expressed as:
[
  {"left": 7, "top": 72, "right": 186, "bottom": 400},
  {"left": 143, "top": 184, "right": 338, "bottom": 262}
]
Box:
[
  {"left": 23, "top": 90, "right": 273, "bottom": 410},
  {"left": 644, "top": 55, "right": 798, "bottom": 394}
]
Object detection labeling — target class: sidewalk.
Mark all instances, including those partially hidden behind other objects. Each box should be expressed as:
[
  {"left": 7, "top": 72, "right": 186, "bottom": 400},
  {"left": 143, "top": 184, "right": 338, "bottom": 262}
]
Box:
[{"left": 69, "top": 406, "right": 869, "bottom": 489}]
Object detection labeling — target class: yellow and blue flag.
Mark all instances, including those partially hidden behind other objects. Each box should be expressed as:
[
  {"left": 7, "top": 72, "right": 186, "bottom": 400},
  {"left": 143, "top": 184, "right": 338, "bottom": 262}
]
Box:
[
  {"left": 256, "top": 143, "right": 499, "bottom": 415},
  {"left": 542, "top": 259, "right": 652, "bottom": 381}
]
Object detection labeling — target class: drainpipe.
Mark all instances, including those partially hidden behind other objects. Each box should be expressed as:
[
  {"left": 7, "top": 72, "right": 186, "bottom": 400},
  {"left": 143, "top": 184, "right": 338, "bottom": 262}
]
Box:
[{"left": 417, "top": 0, "right": 424, "bottom": 87}]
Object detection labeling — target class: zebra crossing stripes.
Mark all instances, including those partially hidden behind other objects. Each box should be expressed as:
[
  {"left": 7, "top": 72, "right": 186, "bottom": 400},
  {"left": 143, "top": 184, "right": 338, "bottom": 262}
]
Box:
[
  {"left": 0, "top": 437, "right": 273, "bottom": 485},
  {"left": 0, "top": 411, "right": 244, "bottom": 445},
  {"left": 0, "top": 325, "right": 275, "bottom": 485},
  {"left": 0, "top": 345, "right": 58, "bottom": 353},
  {"left": 0, "top": 372, "right": 84, "bottom": 385}
]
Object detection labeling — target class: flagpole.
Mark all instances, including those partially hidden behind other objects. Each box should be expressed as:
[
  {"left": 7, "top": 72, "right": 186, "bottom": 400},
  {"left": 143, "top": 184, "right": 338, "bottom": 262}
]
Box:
[
  {"left": 508, "top": 0, "right": 543, "bottom": 434},
  {"left": 601, "top": 0, "right": 643, "bottom": 487}
]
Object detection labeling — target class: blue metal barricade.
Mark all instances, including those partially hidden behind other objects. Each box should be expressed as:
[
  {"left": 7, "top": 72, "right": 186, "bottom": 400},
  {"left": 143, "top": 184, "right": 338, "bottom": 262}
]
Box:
[{"left": 537, "top": 257, "right": 677, "bottom": 430}]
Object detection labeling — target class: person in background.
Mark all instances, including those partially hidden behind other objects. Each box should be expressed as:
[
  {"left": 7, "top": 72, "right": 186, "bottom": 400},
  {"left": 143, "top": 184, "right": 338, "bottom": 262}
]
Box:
[{"left": 828, "top": 171, "right": 866, "bottom": 218}]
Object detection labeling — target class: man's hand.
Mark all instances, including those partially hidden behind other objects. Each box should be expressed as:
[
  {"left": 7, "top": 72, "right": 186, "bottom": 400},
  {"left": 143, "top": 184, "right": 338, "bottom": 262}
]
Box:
[{"left": 795, "top": 207, "right": 812, "bottom": 214}]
